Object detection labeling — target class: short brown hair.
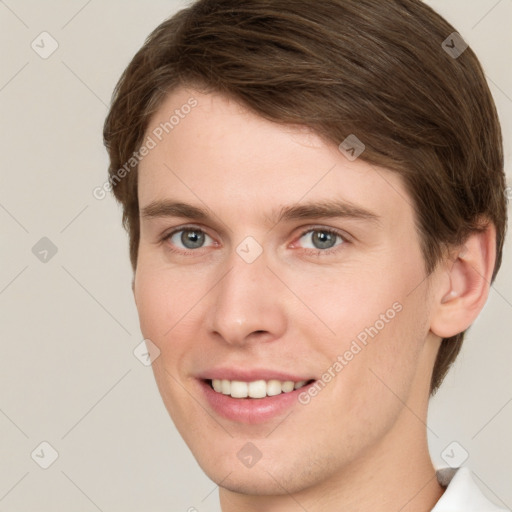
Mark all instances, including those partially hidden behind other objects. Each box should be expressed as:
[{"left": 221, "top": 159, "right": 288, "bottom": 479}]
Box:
[{"left": 103, "top": 0, "right": 507, "bottom": 395}]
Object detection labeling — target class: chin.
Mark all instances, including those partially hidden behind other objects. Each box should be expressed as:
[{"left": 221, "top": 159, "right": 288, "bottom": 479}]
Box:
[
  {"left": 216, "top": 476, "right": 281, "bottom": 496},
  {"left": 205, "top": 465, "right": 301, "bottom": 496},
  {"left": 193, "top": 443, "right": 334, "bottom": 498}
]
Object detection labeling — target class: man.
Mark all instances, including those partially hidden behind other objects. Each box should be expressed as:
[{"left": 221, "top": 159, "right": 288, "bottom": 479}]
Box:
[{"left": 103, "top": 0, "right": 509, "bottom": 510}]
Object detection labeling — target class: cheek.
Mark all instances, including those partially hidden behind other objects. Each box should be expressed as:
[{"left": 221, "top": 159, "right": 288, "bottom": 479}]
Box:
[
  {"left": 298, "top": 295, "right": 429, "bottom": 463},
  {"left": 133, "top": 263, "right": 195, "bottom": 372},
  {"left": 293, "top": 247, "right": 431, "bottom": 407},
  {"left": 289, "top": 254, "right": 424, "bottom": 350},
  {"left": 133, "top": 270, "right": 168, "bottom": 341},
  {"left": 133, "top": 264, "right": 208, "bottom": 423},
  {"left": 134, "top": 257, "right": 202, "bottom": 334},
  {"left": 133, "top": 259, "right": 222, "bottom": 391}
]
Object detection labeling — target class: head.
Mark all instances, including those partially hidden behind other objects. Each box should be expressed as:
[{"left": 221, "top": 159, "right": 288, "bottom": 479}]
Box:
[{"left": 103, "top": 0, "right": 507, "bottom": 500}]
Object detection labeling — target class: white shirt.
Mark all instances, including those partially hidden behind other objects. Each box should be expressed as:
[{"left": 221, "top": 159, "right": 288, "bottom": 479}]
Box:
[{"left": 432, "top": 466, "right": 509, "bottom": 511}]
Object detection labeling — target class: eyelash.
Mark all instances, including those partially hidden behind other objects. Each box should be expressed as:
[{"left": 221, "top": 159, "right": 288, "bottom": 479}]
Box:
[{"left": 160, "top": 225, "right": 349, "bottom": 257}]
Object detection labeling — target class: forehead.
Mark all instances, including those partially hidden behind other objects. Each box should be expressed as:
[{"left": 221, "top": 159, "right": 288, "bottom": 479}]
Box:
[{"left": 138, "top": 87, "right": 414, "bottom": 228}]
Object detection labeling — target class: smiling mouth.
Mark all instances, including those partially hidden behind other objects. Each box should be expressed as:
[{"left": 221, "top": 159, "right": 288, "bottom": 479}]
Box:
[{"left": 206, "top": 378, "right": 315, "bottom": 399}]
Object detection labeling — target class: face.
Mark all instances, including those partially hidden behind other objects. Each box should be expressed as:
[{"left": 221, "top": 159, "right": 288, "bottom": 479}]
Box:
[{"left": 134, "top": 86, "right": 440, "bottom": 496}]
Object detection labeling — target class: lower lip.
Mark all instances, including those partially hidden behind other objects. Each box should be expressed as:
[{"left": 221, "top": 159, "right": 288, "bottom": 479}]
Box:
[{"left": 198, "top": 379, "right": 315, "bottom": 424}]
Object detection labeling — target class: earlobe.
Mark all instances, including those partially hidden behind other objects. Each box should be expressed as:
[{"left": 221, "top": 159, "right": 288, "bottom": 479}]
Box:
[{"left": 430, "top": 222, "right": 496, "bottom": 339}]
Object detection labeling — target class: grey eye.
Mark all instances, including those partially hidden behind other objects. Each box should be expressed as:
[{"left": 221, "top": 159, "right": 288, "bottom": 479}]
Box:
[
  {"left": 299, "top": 229, "right": 344, "bottom": 250},
  {"left": 169, "top": 229, "right": 212, "bottom": 250}
]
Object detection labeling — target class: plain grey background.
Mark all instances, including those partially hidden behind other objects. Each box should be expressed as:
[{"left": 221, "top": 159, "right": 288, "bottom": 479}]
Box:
[{"left": 1, "top": 1, "right": 511, "bottom": 510}]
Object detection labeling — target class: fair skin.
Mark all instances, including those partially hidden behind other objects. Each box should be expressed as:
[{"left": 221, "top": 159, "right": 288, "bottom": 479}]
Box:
[{"left": 134, "top": 86, "right": 496, "bottom": 512}]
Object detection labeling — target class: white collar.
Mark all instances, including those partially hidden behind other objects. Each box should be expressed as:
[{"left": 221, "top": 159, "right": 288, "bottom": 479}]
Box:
[{"left": 431, "top": 466, "right": 509, "bottom": 511}]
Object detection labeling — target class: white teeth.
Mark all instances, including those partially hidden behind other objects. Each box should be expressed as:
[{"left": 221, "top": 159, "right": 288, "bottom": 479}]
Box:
[
  {"left": 210, "top": 378, "right": 310, "bottom": 398},
  {"left": 230, "top": 381, "right": 248, "bottom": 398},
  {"left": 266, "top": 379, "right": 282, "bottom": 396},
  {"left": 281, "top": 381, "right": 294, "bottom": 393},
  {"left": 221, "top": 379, "right": 231, "bottom": 395},
  {"left": 248, "top": 380, "right": 267, "bottom": 399}
]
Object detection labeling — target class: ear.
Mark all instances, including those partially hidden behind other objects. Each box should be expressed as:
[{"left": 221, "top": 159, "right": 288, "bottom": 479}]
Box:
[
  {"left": 430, "top": 221, "right": 496, "bottom": 338},
  {"left": 131, "top": 275, "right": 136, "bottom": 304}
]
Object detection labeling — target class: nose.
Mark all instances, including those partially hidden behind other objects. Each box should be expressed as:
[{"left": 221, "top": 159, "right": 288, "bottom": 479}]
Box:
[{"left": 206, "top": 245, "right": 288, "bottom": 347}]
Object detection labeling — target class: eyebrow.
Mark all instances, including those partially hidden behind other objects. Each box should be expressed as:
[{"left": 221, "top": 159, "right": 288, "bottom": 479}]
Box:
[{"left": 140, "top": 199, "right": 380, "bottom": 226}]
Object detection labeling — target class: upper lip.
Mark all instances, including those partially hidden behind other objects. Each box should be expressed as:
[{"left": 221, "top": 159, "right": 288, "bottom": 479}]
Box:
[{"left": 197, "top": 368, "right": 315, "bottom": 382}]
